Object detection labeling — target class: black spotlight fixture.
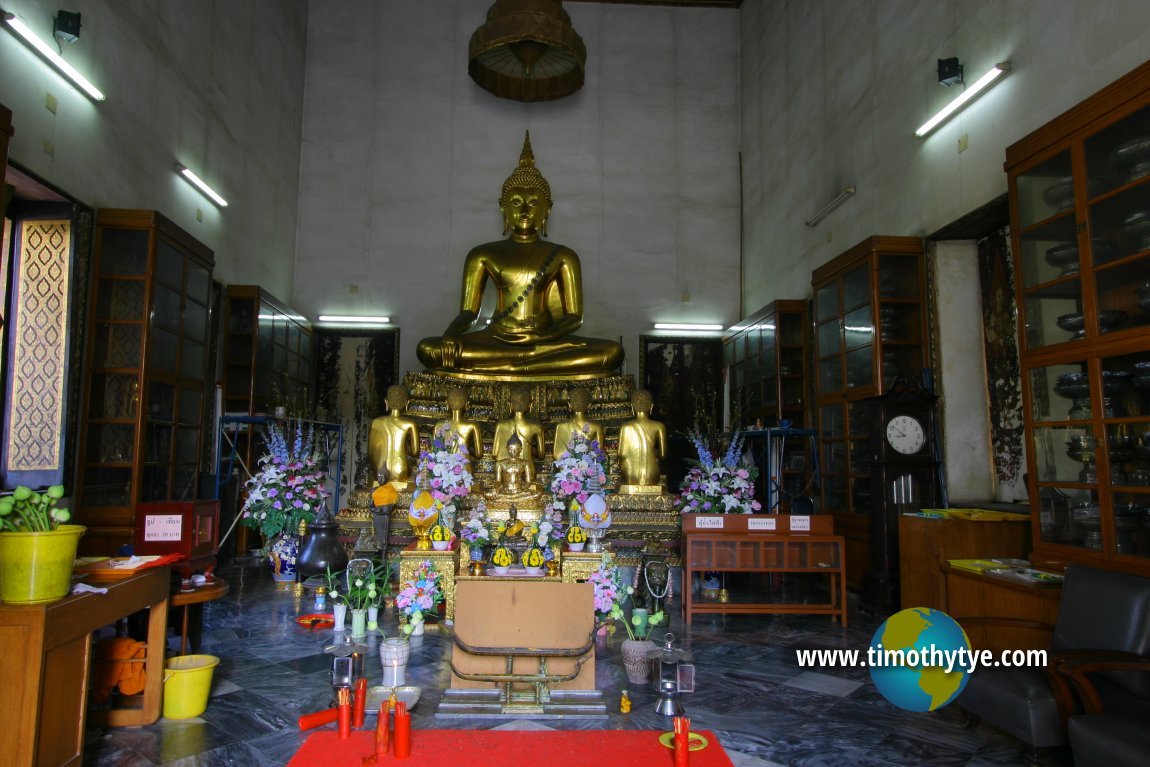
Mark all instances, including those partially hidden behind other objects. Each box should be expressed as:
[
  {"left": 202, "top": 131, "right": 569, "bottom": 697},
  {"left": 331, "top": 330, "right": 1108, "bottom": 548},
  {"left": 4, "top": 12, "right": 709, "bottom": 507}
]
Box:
[{"left": 937, "top": 57, "right": 963, "bottom": 87}]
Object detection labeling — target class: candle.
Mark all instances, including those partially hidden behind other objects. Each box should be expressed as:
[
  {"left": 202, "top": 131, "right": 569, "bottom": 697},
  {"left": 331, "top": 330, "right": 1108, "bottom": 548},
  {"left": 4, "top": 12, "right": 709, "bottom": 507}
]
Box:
[
  {"left": 674, "top": 716, "right": 691, "bottom": 767},
  {"left": 393, "top": 701, "right": 411, "bottom": 759},
  {"left": 353, "top": 678, "right": 367, "bottom": 729},
  {"left": 297, "top": 707, "right": 337, "bottom": 730},
  {"left": 338, "top": 688, "right": 352, "bottom": 740},
  {"left": 376, "top": 702, "right": 390, "bottom": 757}
]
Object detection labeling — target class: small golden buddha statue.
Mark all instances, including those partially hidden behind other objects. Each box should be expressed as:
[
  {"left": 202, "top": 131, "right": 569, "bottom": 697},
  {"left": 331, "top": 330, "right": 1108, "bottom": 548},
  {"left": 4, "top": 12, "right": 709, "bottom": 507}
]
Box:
[
  {"left": 368, "top": 385, "right": 419, "bottom": 489},
  {"left": 552, "top": 386, "right": 605, "bottom": 461},
  {"left": 491, "top": 386, "right": 545, "bottom": 464},
  {"left": 618, "top": 388, "right": 667, "bottom": 493},
  {"left": 415, "top": 132, "right": 624, "bottom": 379},
  {"left": 492, "top": 436, "right": 538, "bottom": 503},
  {"left": 435, "top": 386, "right": 483, "bottom": 475}
]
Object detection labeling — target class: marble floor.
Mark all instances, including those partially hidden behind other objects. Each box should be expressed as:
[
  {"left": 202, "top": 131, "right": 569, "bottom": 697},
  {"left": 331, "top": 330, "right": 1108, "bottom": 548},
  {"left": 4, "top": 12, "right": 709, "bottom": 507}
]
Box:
[{"left": 82, "top": 563, "right": 1038, "bottom": 767}]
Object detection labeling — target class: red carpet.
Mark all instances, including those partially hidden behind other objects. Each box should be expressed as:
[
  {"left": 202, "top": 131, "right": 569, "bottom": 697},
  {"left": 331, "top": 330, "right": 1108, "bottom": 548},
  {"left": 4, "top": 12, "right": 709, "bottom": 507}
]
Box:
[{"left": 288, "top": 728, "right": 735, "bottom": 766}]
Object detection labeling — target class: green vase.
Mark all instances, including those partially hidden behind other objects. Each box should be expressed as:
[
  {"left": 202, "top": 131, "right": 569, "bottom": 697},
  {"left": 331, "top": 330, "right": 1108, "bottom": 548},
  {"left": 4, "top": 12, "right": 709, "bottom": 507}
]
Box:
[{"left": 350, "top": 608, "right": 367, "bottom": 638}]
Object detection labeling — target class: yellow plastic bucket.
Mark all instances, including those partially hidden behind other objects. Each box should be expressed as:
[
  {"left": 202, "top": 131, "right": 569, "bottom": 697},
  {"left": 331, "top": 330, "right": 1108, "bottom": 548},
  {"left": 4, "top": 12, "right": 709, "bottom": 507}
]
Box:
[
  {"left": 0, "top": 524, "right": 86, "bottom": 604},
  {"left": 162, "top": 655, "right": 219, "bottom": 719}
]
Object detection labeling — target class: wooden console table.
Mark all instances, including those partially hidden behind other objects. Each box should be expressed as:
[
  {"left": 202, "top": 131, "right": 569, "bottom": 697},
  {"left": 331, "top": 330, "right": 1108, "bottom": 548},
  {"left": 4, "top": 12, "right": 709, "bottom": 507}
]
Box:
[
  {"left": 682, "top": 531, "right": 847, "bottom": 626},
  {"left": 0, "top": 566, "right": 170, "bottom": 767},
  {"left": 943, "top": 563, "right": 1061, "bottom": 653}
]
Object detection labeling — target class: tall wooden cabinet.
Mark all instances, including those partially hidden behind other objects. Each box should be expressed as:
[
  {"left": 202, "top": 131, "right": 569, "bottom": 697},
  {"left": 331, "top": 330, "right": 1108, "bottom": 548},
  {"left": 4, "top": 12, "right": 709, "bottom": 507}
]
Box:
[
  {"left": 220, "top": 285, "right": 313, "bottom": 554},
  {"left": 1008, "top": 60, "right": 1150, "bottom": 576},
  {"left": 811, "top": 236, "right": 928, "bottom": 585},
  {"left": 75, "top": 210, "right": 214, "bottom": 555},
  {"left": 724, "top": 299, "right": 809, "bottom": 429}
]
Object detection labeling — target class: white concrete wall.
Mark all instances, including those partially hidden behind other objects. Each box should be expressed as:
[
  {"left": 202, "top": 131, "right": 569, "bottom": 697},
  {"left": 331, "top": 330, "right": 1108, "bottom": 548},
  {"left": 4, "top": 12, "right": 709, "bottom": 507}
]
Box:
[
  {"left": 740, "top": 0, "right": 1150, "bottom": 306},
  {"left": 0, "top": 0, "right": 308, "bottom": 297},
  {"left": 294, "top": 0, "right": 742, "bottom": 377}
]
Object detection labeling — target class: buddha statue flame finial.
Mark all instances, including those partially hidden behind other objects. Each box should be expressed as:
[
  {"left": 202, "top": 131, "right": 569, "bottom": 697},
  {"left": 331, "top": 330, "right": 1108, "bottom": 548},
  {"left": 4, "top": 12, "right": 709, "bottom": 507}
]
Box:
[{"left": 501, "top": 130, "right": 551, "bottom": 206}]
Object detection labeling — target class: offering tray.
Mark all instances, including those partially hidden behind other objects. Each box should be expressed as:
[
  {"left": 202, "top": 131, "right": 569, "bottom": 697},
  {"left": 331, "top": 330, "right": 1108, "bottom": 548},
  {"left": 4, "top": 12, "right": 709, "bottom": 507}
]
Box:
[
  {"left": 364, "top": 685, "right": 421, "bottom": 714},
  {"left": 987, "top": 567, "right": 1064, "bottom": 586}
]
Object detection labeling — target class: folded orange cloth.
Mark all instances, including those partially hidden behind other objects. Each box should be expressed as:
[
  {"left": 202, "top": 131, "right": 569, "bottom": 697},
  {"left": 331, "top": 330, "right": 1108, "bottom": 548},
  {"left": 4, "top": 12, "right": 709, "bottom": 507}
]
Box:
[{"left": 91, "top": 637, "right": 147, "bottom": 703}]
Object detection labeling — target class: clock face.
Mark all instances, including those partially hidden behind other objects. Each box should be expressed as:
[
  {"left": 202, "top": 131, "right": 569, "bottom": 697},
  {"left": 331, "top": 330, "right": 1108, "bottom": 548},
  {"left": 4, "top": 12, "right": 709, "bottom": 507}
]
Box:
[{"left": 885, "top": 414, "right": 926, "bottom": 455}]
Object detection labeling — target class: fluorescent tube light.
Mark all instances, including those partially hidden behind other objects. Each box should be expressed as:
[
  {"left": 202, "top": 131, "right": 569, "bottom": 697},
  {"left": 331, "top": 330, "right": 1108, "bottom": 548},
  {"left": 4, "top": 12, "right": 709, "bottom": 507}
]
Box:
[
  {"left": 177, "top": 165, "right": 228, "bottom": 207},
  {"left": 317, "top": 315, "right": 392, "bottom": 324},
  {"left": 653, "top": 323, "right": 724, "bottom": 332},
  {"left": 805, "top": 186, "right": 856, "bottom": 227},
  {"left": 3, "top": 12, "right": 105, "bottom": 101},
  {"left": 916, "top": 62, "right": 1010, "bottom": 137}
]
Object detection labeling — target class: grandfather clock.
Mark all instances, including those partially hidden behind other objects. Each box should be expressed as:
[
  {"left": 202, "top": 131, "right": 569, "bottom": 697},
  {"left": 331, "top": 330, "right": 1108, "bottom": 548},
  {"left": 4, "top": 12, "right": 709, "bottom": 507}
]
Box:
[{"left": 861, "top": 376, "right": 943, "bottom": 614}]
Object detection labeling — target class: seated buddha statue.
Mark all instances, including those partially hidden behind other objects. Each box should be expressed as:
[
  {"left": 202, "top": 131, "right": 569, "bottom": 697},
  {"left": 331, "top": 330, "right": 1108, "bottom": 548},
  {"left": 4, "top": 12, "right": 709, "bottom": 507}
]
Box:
[
  {"left": 368, "top": 385, "right": 419, "bottom": 489},
  {"left": 491, "top": 435, "right": 539, "bottom": 503},
  {"left": 491, "top": 386, "right": 545, "bottom": 464},
  {"left": 434, "top": 386, "right": 484, "bottom": 475},
  {"left": 416, "top": 132, "right": 624, "bottom": 378},
  {"left": 618, "top": 388, "right": 667, "bottom": 493},
  {"left": 552, "top": 386, "right": 605, "bottom": 461}
]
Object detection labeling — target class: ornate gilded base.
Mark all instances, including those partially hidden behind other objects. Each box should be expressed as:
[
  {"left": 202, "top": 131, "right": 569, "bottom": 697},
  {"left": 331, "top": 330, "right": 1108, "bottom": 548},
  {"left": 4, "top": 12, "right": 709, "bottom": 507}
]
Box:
[{"left": 618, "top": 483, "right": 666, "bottom": 495}]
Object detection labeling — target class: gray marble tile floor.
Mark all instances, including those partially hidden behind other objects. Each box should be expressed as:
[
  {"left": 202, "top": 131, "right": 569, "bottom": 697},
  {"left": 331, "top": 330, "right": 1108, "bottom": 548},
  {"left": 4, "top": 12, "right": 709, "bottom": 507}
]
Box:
[{"left": 80, "top": 562, "right": 1038, "bottom": 766}]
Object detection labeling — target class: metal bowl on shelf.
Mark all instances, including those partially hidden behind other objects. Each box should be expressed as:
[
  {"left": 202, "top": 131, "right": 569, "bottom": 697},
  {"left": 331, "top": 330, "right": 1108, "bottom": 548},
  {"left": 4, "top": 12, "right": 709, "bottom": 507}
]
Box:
[
  {"left": 1099, "top": 310, "right": 1130, "bottom": 334},
  {"left": 1123, "top": 210, "right": 1150, "bottom": 249},
  {"left": 1057, "top": 312, "right": 1086, "bottom": 335},
  {"left": 1108, "top": 135, "right": 1150, "bottom": 173},
  {"left": 1042, "top": 178, "right": 1076, "bottom": 212},
  {"left": 1055, "top": 371, "right": 1090, "bottom": 399},
  {"left": 1114, "top": 502, "right": 1147, "bottom": 531},
  {"left": 1071, "top": 502, "right": 1103, "bottom": 532}
]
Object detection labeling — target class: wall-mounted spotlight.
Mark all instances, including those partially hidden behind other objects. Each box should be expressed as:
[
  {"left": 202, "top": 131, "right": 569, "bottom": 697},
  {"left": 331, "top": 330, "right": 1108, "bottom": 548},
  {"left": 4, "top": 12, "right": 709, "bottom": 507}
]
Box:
[
  {"left": 2, "top": 11, "right": 105, "bottom": 101},
  {"left": 916, "top": 61, "right": 1010, "bottom": 137},
  {"left": 177, "top": 165, "right": 228, "bottom": 207},
  {"left": 805, "top": 186, "right": 855, "bottom": 227},
  {"left": 653, "top": 322, "right": 724, "bottom": 332}
]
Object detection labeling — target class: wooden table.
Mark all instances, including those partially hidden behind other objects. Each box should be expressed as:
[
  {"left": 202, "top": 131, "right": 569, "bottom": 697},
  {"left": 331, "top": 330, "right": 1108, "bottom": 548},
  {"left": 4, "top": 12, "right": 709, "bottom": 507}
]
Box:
[
  {"left": 170, "top": 578, "right": 230, "bottom": 655},
  {"left": 0, "top": 566, "right": 170, "bottom": 767},
  {"left": 682, "top": 531, "right": 848, "bottom": 626}
]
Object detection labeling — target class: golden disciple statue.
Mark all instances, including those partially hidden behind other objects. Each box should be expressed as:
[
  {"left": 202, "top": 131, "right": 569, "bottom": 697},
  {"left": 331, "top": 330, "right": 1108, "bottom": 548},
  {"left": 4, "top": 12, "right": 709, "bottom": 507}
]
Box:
[
  {"left": 491, "top": 386, "right": 545, "bottom": 463},
  {"left": 368, "top": 385, "right": 419, "bottom": 489},
  {"left": 416, "top": 132, "right": 624, "bottom": 378},
  {"left": 552, "top": 386, "right": 605, "bottom": 461},
  {"left": 435, "top": 386, "right": 484, "bottom": 474},
  {"left": 618, "top": 388, "right": 667, "bottom": 493}
]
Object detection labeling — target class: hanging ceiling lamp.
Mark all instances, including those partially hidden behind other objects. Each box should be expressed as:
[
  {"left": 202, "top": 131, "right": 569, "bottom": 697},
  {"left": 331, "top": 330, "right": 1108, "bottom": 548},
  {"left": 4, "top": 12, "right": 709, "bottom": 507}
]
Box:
[{"left": 468, "top": 0, "right": 586, "bottom": 102}]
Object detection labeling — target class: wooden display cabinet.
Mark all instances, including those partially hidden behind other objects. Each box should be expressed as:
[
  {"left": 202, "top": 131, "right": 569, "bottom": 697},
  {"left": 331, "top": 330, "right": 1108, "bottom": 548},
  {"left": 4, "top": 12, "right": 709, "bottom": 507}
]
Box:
[
  {"left": 1007, "top": 60, "right": 1150, "bottom": 577},
  {"left": 75, "top": 210, "right": 214, "bottom": 556},
  {"left": 811, "top": 236, "right": 927, "bottom": 586},
  {"left": 724, "top": 300, "right": 813, "bottom": 509},
  {"left": 220, "top": 285, "right": 313, "bottom": 554}
]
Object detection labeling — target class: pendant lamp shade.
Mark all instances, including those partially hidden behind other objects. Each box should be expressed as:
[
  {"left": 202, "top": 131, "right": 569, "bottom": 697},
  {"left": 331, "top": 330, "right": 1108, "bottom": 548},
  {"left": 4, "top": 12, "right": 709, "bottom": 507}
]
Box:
[{"left": 469, "top": 0, "right": 586, "bottom": 102}]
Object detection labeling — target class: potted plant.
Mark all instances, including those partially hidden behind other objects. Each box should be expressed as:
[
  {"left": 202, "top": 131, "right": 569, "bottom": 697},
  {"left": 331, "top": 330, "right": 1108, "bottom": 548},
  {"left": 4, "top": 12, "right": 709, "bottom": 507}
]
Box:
[
  {"left": 610, "top": 586, "right": 665, "bottom": 685},
  {"left": 240, "top": 419, "right": 330, "bottom": 583},
  {"left": 0, "top": 485, "right": 86, "bottom": 604},
  {"left": 328, "top": 558, "right": 388, "bottom": 638}
]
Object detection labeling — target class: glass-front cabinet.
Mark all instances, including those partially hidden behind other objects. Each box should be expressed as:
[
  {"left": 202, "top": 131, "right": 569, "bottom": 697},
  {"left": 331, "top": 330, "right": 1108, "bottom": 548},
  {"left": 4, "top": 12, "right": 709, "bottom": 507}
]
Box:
[
  {"left": 1009, "top": 61, "right": 1150, "bottom": 575},
  {"left": 76, "top": 210, "right": 214, "bottom": 555},
  {"left": 811, "top": 236, "right": 927, "bottom": 585}
]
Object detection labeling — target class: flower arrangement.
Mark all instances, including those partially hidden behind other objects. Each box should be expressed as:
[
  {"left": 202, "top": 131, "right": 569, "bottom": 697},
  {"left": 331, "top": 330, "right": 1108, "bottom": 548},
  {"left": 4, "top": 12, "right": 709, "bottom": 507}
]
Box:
[
  {"left": 549, "top": 425, "right": 608, "bottom": 518},
  {"left": 412, "top": 422, "right": 474, "bottom": 528},
  {"left": 589, "top": 562, "right": 629, "bottom": 629},
  {"left": 241, "top": 419, "right": 330, "bottom": 540},
  {"left": 528, "top": 508, "right": 566, "bottom": 549},
  {"left": 674, "top": 429, "right": 761, "bottom": 514},
  {"left": 459, "top": 502, "right": 493, "bottom": 548},
  {"left": 610, "top": 599, "right": 665, "bottom": 641},
  {"left": 0, "top": 485, "right": 71, "bottom": 531},
  {"left": 396, "top": 559, "right": 444, "bottom": 633}
]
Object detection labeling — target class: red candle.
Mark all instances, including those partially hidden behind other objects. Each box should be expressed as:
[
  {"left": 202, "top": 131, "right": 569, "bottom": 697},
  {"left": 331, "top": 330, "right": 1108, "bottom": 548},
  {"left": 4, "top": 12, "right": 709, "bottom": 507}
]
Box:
[
  {"left": 297, "top": 707, "right": 338, "bottom": 730},
  {"left": 393, "top": 701, "right": 411, "bottom": 759},
  {"left": 353, "top": 678, "right": 368, "bottom": 729},
  {"left": 338, "top": 688, "right": 352, "bottom": 740},
  {"left": 376, "top": 702, "right": 390, "bottom": 757},
  {"left": 674, "top": 716, "right": 691, "bottom": 767}
]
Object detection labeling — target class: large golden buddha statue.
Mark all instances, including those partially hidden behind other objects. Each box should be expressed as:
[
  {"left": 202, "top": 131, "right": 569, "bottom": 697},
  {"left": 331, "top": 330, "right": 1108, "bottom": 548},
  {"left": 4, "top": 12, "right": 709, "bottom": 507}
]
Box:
[
  {"left": 618, "top": 388, "right": 667, "bottom": 494},
  {"left": 416, "top": 132, "right": 624, "bottom": 379},
  {"left": 368, "top": 385, "right": 419, "bottom": 490}
]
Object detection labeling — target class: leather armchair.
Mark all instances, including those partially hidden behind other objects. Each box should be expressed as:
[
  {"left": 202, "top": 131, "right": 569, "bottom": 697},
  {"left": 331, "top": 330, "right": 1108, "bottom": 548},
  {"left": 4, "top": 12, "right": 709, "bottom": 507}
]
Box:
[
  {"left": 955, "top": 564, "right": 1150, "bottom": 763},
  {"left": 1064, "top": 657, "right": 1150, "bottom": 767}
]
